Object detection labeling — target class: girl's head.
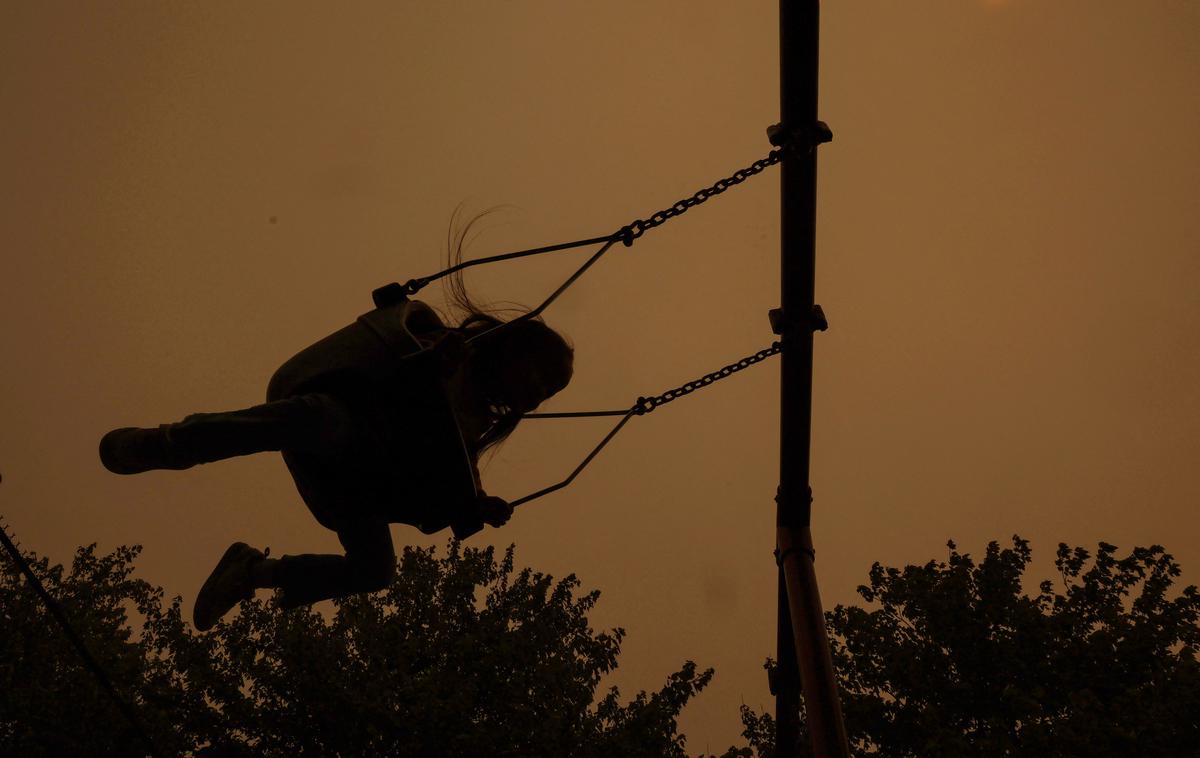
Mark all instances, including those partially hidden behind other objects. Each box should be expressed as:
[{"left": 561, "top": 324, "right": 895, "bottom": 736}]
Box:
[
  {"left": 443, "top": 207, "right": 575, "bottom": 455},
  {"left": 460, "top": 314, "right": 573, "bottom": 412},
  {"left": 459, "top": 313, "right": 574, "bottom": 415}
]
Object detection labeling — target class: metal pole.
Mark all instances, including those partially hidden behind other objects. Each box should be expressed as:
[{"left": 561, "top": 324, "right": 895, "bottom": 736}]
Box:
[
  {"left": 774, "top": 565, "right": 803, "bottom": 755},
  {"left": 776, "top": 1, "right": 850, "bottom": 756}
]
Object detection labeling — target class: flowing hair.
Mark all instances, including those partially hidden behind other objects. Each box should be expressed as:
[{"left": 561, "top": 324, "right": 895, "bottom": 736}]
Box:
[{"left": 440, "top": 206, "right": 574, "bottom": 459}]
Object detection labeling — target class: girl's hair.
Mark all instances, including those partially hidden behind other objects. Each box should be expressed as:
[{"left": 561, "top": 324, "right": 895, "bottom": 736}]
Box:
[{"left": 442, "top": 206, "right": 574, "bottom": 458}]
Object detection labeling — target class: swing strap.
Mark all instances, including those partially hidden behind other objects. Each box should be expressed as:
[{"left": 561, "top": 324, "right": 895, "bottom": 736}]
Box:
[
  {"left": 511, "top": 340, "right": 783, "bottom": 507},
  {"left": 400, "top": 132, "right": 799, "bottom": 347}
]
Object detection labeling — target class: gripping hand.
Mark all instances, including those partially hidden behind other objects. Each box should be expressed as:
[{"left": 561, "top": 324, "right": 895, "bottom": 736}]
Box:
[{"left": 478, "top": 495, "right": 513, "bottom": 528}]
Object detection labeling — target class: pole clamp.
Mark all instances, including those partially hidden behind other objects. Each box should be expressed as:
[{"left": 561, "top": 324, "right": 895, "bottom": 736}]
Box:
[
  {"left": 372, "top": 281, "right": 414, "bottom": 308},
  {"left": 768, "top": 305, "right": 828, "bottom": 335},
  {"left": 767, "top": 121, "right": 834, "bottom": 151},
  {"left": 774, "top": 545, "right": 816, "bottom": 566}
]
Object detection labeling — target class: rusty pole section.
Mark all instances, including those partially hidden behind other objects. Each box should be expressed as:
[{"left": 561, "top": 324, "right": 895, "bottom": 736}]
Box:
[{"left": 774, "top": 1, "right": 850, "bottom": 756}]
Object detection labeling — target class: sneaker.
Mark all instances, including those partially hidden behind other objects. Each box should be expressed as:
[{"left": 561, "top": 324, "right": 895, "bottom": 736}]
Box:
[
  {"left": 193, "top": 542, "right": 266, "bottom": 631},
  {"left": 99, "top": 426, "right": 191, "bottom": 475}
]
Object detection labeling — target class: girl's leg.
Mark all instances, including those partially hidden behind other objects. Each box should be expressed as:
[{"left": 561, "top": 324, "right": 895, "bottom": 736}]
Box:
[
  {"left": 169, "top": 393, "right": 351, "bottom": 463},
  {"left": 100, "top": 393, "right": 352, "bottom": 474},
  {"left": 191, "top": 521, "right": 395, "bottom": 630},
  {"left": 260, "top": 520, "right": 396, "bottom": 610}
]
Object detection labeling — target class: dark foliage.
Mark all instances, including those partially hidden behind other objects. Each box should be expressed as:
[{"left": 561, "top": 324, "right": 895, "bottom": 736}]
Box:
[
  {"left": 10, "top": 535, "right": 1194, "bottom": 756},
  {"left": 742, "top": 536, "right": 1200, "bottom": 757},
  {"left": 1, "top": 540, "right": 715, "bottom": 756}
]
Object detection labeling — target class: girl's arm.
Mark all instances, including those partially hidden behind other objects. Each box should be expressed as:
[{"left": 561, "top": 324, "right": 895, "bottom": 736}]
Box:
[{"left": 448, "top": 493, "right": 512, "bottom": 539}]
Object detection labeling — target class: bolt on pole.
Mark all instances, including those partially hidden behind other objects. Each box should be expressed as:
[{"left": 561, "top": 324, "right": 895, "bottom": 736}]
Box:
[{"left": 775, "top": 1, "right": 850, "bottom": 756}]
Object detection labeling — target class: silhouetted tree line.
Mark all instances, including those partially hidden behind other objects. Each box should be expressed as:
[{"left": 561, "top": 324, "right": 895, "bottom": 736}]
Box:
[
  {"left": 2, "top": 536, "right": 1197, "bottom": 756},
  {"left": 748, "top": 537, "right": 1200, "bottom": 757}
]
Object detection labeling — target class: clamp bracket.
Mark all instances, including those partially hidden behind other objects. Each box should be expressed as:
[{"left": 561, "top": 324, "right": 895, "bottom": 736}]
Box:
[
  {"left": 769, "top": 305, "right": 828, "bottom": 335},
  {"left": 372, "top": 282, "right": 411, "bottom": 309},
  {"left": 767, "top": 120, "right": 834, "bottom": 150}
]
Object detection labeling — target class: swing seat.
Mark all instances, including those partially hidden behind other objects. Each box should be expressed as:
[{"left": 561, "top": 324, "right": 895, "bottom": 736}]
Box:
[{"left": 267, "top": 289, "right": 478, "bottom": 534}]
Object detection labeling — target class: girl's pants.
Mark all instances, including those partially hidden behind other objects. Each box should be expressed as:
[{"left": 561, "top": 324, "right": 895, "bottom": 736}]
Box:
[{"left": 165, "top": 393, "right": 396, "bottom": 608}]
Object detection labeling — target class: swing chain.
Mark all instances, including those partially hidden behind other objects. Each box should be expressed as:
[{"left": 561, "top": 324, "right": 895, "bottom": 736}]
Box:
[
  {"left": 634, "top": 341, "right": 783, "bottom": 415},
  {"left": 398, "top": 137, "right": 798, "bottom": 299},
  {"left": 617, "top": 146, "right": 793, "bottom": 247}
]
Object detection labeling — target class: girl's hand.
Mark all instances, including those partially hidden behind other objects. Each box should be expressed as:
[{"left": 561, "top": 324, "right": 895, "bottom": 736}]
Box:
[{"left": 478, "top": 495, "right": 513, "bottom": 528}]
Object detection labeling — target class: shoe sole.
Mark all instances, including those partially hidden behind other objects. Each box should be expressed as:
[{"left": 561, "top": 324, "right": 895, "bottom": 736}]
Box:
[
  {"left": 98, "top": 428, "right": 146, "bottom": 475},
  {"left": 193, "top": 542, "right": 257, "bottom": 631}
]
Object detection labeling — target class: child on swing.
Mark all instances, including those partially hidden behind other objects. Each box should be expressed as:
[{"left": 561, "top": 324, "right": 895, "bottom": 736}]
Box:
[{"left": 99, "top": 218, "right": 574, "bottom": 631}]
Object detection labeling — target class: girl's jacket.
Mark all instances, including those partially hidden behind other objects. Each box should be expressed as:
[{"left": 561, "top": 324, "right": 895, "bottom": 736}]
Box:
[{"left": 267, "top": 285, "right": 485, "bottom": 538}]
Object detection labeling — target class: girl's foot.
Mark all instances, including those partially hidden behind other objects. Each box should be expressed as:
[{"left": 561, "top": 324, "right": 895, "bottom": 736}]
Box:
[
  {"left": 98, "top": 427, "right": 192, "bottom": 475},
  {"left": 193, "top": 542, "right": 267, "bottom": 631}
]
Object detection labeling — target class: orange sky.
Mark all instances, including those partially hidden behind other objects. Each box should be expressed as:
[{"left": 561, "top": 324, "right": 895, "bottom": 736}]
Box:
[{"left": 3, "top": 2, "right": 1198, "bottom": 751}]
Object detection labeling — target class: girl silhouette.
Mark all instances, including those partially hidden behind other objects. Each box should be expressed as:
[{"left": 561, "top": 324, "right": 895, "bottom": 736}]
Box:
[{"left": 99, "top": 215, "right": 574, "bottom": 630}]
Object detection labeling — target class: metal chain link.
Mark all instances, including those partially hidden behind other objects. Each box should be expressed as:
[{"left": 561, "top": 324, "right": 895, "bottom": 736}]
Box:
[
  {"left": 634, "top": 341, "right": 783, "bottom": 415},
  {"left": 617, "top": 147, "right": 792, "bottom": 247}
]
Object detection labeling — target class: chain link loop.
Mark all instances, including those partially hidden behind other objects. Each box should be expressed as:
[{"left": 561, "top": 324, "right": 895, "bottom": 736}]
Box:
[
  {"left": 633, "top": 341, "right": 783, "bottom": 415},
  {"left": 617, "top": 146, "right": 792, "bottom": 247}
]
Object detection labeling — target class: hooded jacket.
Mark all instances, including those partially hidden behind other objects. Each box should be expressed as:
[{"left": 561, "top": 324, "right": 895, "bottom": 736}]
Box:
[{"left": 267, "top": 286, "right": 485, "bottom": 538}]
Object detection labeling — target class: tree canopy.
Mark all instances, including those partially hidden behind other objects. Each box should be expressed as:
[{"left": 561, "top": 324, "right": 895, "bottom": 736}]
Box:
[
  {"left": 742, "top": 536, "right": 1200, "bottom": 757},
  {"left": 1, "top": 540, "right": 716, "bottom": 756},
  {"left": 5, "top": 534, "right": 1197, "bottom": 756}
]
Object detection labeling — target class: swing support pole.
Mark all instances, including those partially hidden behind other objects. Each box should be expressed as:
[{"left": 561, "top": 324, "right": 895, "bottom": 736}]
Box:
[{"left": 774, "top": 1, "right": 850, "bottom": 756}]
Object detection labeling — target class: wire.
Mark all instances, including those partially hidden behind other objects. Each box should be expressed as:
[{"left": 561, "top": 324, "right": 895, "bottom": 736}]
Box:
[
  {"left": 511, "top": 408, "right": 639, "bottom": 508},
  {"left": 0, "top": 515, "right": 160, "bottom": 756},
  {"left": 524, "top": 410, "right": 629, "bottom": 419},
  {"left": 466, "top": 235, "right": 623, "bottom": 346},
  {"left": 399, "top": 234, "right": 618, "bottom": 297},
  {"left": 512, "top": 341, "right": 783, "bottom": 508},
  {"left": 399, "top": 141, "right": 793, "bottom": 349}
]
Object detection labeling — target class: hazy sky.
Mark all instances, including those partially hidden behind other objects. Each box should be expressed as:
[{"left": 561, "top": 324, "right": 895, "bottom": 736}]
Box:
[{"left": 3, "top": 1, "right": 1198, "bottom": 751}]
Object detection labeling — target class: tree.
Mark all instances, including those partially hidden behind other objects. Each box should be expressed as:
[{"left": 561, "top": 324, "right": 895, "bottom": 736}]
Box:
[
  {"left": 12, "top": 536, "right": 1195, "bottom": 756},
  {"left": 1, "top": 539, "right": 715, "bottom": 756},
  {"left": 739, "top": 536, "right": 1200, "bottom": 757}
]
